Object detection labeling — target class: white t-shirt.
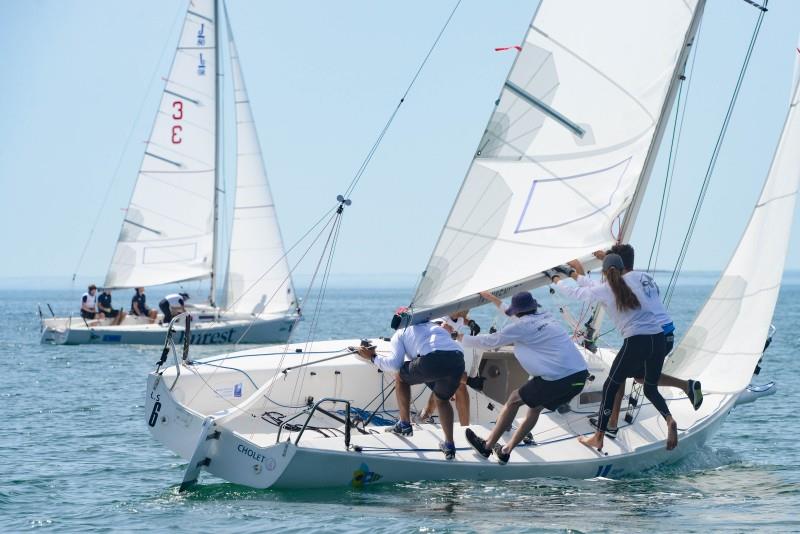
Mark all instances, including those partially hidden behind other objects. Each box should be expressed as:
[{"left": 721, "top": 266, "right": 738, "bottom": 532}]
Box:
[
  {"left": 460, "top": 311, "right": 587, "bottom": 381},
  {"left": 165, "top": 294, "right": 186, "bottom": 307},
  {"left": 81, "top": 292, "right": 96, "bottom": 311},
  {"left": 555, "top": 271, "right": 663, "bottom": 339},
  {"left": 373, "top": 322, "right": 463, "bottom": 373}
]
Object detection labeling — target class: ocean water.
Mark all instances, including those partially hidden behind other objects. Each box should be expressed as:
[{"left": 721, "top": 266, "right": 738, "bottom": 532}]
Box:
[{"left": 2, "top": 275, "right": 799, "bottom": 532}]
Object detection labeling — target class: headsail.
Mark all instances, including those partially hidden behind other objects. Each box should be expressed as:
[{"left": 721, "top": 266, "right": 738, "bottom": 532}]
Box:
[
  {"left": 663, "top": 48, "right": 800, "bottom": 393},
  {"left": 410, "top": 0, "right": 703, "bottom": 318},
  {"left": 222, "top": 22, "right": 296, "bottom": 316},
  {"left": 105, "top": 0, "right": 217, "bottom": 289}
]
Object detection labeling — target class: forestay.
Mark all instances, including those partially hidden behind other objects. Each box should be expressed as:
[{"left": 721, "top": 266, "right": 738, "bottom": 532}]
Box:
[
  {"left": 664, "top": 51, "right": 800, "bottom": 393},
  {"left": 106, "top": 0, "right": 217, "bottom": 289},
  {"left": 222, "top": 24, "right": 296, "bottom": 316},
  {"left": 411, "top": 0, "right": 702, "bottom": 313}
]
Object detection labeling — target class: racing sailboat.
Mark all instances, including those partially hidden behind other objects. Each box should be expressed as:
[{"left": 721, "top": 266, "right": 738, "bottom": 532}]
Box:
[
  {"left": 145, "top": 0, "right": 795, "bottom": 488},
  {"left": 41, "top": 0, "right": 299, "bottom": 345}
]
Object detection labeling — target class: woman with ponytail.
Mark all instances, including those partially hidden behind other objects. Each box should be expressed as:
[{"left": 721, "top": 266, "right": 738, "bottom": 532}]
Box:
[{"left": 550, "top": 253, "right": 678, "bottom": 452}]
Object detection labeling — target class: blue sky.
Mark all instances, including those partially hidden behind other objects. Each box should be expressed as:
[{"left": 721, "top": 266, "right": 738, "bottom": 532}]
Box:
[{"left": 1, "top": 0, "right": 799, "bottom": 288}]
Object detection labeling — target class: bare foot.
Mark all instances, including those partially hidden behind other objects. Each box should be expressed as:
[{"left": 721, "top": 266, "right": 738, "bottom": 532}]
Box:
[
  {"left": 666, "top": 420, "right": 678, "bottom": 451},
  {"left": 578, "top": 432, "right": 604, "bottom": 451}
]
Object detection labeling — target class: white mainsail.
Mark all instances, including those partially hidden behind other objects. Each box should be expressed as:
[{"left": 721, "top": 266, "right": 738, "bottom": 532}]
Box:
[
  {"left": 105, "top": 0, "right": 217, "bottom": 289},
  {"left": 664, "top": 50, "right": 800, "bottom": 393},
  {"left": 411, "top": 0, "right": 703, "bottom": 315},
  {"left": 222, "top": 24, "right": 296, "bottom": 316}
]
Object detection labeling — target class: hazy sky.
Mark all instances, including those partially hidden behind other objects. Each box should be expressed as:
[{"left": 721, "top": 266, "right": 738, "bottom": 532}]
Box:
[{"left": 1, "top": 0, "right": 799, "bottom": 287}]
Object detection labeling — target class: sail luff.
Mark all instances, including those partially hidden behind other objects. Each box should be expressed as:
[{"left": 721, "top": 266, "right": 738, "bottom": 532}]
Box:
[
  {"left": 618, "top": 0, "right": 707, "bottom": 243},
  {"left": 210, "top": 0, "right": 222, "bottom": 306}
]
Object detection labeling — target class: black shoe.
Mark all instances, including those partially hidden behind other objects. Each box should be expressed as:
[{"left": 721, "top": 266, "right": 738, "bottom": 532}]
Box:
[
  {"left": 522, "top": 432, "right": 536, "bottom": 445},
  {"left": 386, "top": 421, "right": 413, "bottom": 436},
  {"left": 465, "top": 428, "right": 491, "bottom": 458},
  {"left": 688, "top": 379, "right": 703, "bottom": 410},
  {"left": 493, "top": 443, "right": 510, "bottom": 465},
  {"left": 439, "top": 441, "right": 456, "bottom": 460},
  {"left": 589, "top": 417, "right": 618, "bottom": 439}
]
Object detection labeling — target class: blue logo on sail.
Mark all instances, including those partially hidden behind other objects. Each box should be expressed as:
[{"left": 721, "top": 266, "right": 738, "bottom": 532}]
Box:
[
  {"left": 197, "top": 23, "right": 206, "bottom": 46},
  {"left": 198, "top": 53, "right": 206, "bottom": 76}
]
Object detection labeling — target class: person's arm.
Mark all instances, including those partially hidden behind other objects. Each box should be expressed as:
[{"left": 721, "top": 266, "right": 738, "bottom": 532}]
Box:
[
  {"left": 459, "top": 323, "right": 518, "bottom": 351},
  {"left": 357, "top": 332, "right": 406, "bottom": 372},
  {"left": 575, "top": 274, "right": 600, "bottom": 287},
  {"left": 551, "top": 275, "right": 606, "bottom": 305},
  {"left": 132, "top": 299, "right": 141, "bottom": 315}
]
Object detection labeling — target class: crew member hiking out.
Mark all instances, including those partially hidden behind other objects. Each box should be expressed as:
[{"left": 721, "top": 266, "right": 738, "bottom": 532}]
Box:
[
  {"left": 356, "top": 307, "right": 465, "bottom": 460},
  {"left": 551, "top": 253, "right": 679, "bottom": 451},
  {"left": 462, "top": 291, "right": 588, "bottom": 465}
]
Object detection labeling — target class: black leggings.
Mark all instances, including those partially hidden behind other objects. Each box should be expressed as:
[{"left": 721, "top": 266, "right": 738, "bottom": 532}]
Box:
[{"left": 597, "top": 332, "right": 669, "bottom": 431}]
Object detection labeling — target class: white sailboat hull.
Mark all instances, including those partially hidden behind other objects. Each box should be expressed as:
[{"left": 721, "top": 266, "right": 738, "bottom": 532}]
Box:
[
  {"left": 145, "top": 338, "right": 755, "bottom": 490},
  {"left": 41, "top": 313, "right": 296, "bottom": 345}
]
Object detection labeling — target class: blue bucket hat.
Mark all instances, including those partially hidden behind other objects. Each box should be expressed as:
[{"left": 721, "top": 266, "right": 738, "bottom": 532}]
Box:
[{"left": 505, "top": 291, "right": 538, "bottom": 316}]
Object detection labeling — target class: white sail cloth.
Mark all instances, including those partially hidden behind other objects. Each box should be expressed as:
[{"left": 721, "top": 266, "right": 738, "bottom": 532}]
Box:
[
  {"left": 411, "top": 0, "right": 700, "bottom": 311},
  {"left": 664, "top": 57, "right": 800, "bottom": 393},
  {"left": 106, "top": 0, "right": 217, "bottom": 289},
  {"left": 222, "top": 28, "right": 296, "bottom": 316}
]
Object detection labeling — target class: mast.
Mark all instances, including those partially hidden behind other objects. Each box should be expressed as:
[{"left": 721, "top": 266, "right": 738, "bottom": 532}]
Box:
[
  {"left": 618, "top": 0, "right": 707, "bottom": 242},
  {"left": 210, "top": 0, "right": 222, "bottom": 307}
]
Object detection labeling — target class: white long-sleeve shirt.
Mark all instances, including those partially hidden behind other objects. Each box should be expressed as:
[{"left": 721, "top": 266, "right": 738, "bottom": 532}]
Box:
[
  {"left": 554, "top": 271, "right": 663, "bottom": 339},
  {"left": 576, "top": 272, "right": 673, "bottom": 331},
  {"left": 373, "top": 322, "right": 463, "bottom": 372},
  {"left": 460, "top": 311, "right": 586, "bottom": 381}
]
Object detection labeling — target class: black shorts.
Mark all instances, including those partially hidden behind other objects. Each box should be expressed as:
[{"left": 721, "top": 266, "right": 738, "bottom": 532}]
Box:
[
  {"left": 159, "top": 299, "right": 173, "bottom": 322},
  {"left": 102, "top": 309, "right": 119, "bottom": 318},
  {"left": 132, "top": 307, "right": 151, "bottom": 317},
  {"left": 80, "top": 310, "right": 96, "bottom": 320},
  {"left": 399, "top": 350, "right": 465, "bottom": 401},
  {"left": 518, "top": 370, "right": 589, "bottom": 410}
]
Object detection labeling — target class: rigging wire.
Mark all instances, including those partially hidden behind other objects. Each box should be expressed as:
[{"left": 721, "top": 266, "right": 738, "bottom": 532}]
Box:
[{"left": 663, "top": 2, "right": 768, "bottom": 306}]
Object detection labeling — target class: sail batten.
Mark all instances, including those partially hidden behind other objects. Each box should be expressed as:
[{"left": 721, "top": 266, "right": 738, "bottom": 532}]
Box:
[
  {"left": 105, "top": 0, "right": 217, "bottom": 289},
  {"left": 410, "top": 0, "right": 703, "bottom": 317}
]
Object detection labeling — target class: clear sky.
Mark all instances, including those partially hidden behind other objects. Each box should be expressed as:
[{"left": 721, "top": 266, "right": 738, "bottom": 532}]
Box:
[{"left": 1, "top": 0, "right": 799, "bottom": 289}]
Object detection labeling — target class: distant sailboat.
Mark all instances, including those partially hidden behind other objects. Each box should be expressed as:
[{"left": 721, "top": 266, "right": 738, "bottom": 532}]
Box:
[
  {"left": 146, "top": 0, "right": 795, "bottom": 489},
  {"left": 41, "top": 0, "right": 298, "bottom": 345}
]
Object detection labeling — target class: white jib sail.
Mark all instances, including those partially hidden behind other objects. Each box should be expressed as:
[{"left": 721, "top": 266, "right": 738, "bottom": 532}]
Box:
[
  {"left": 411, "top": 0, "right": 702, "bottom": 313},
  {"left": 664, "top": 50, "right": 800, "bottom": 394},
  {"left": 105, "top": 0, "right": 217, "bottom": 289},
  {"left": 222, "top": 27, "right": 296, "bottom": 316}
]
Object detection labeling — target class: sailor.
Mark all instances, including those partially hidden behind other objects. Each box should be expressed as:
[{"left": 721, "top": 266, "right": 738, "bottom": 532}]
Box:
[
  {"left": 417, "top": 312, "right": 481, "bottom": 426},
  {"left": 80, "top": 284, "right": 105, "bottom": 322},
  {"left": 586, "top": 245, "right": 703, "bottom": 437},
  {"left": 356, "top": 307, "right": 465, "bottom": 460},
  {"left": 551, "top": 253, "right": 679, "bottom": 451},
  {"left": 462, "top": 291, "right": 589, "bottom": 465},
  {"left": 97, "top": 289, "right": 126, "bottom": 326},
  {"left": 159, "top": 292, "right": 190, "bottom": 324},
  {"left": 130, "top": 287, "right": 157, "bottom": 323}
]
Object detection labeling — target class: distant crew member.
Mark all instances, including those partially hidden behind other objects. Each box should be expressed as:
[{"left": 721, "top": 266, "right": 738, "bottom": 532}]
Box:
[
  {"left": 130, "top": 287, "right": 157, "bottom": 323},
  {"left": 159, "top": 292, "right": 190, "bottom": 323},
  {"left": 356, "top": 307, "right": 465, "bottom": 460},
  {"left": 97, "top": 289, "right": 126, "bottom": 326},
  {"left": 463, "top": 291, "right": 588, "bottom": 465},
  {"left": 80, "top": 284, "right": 105, "bottom": 322}
]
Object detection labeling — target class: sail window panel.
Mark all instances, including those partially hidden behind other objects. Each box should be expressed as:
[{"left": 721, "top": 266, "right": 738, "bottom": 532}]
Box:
[{"left": 412, "top": 0, "right": 701, "bottom": 311}]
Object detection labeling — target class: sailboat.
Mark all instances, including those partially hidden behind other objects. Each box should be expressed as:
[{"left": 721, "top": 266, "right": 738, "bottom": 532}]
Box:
[
  {"left": 41, "top": 0, "right": 299, "bottom": 345},
  {"left": 145, "top": 0, "right": 795, "bottom": 488}
]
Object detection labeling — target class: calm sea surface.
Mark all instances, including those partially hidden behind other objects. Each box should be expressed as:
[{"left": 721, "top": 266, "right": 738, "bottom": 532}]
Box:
[{"left": 2, "top": 274, "right": 799, "bottom": 532}]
